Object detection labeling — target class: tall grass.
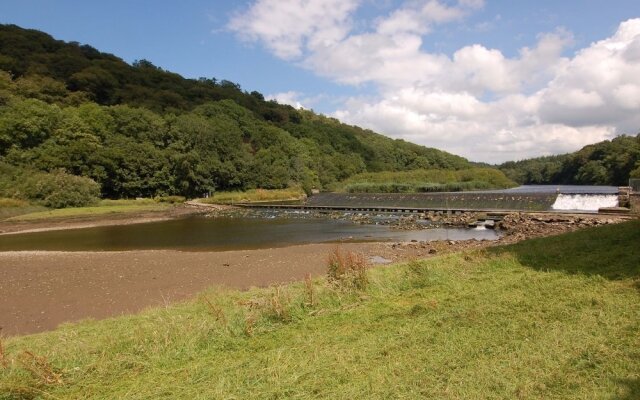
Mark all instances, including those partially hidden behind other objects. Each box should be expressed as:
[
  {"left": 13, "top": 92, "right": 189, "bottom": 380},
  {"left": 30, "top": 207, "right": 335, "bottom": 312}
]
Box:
[{"left": 327, "top": 247, "right": 369, "bottom": 292}]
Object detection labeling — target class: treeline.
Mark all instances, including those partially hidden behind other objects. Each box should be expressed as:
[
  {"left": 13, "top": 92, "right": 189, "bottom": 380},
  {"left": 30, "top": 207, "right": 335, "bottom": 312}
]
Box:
[
  {"left": 499, "top": 134, "right": 640, "bottom": 186},
  {"left": 0, "top": 24, "right": 296, "bottom": 119},
  {"left": 335, "top": 168, "right": 516, "bottom": 193},
  {"left": 0, "top": 24, "right": 474, "bottom": 203}
]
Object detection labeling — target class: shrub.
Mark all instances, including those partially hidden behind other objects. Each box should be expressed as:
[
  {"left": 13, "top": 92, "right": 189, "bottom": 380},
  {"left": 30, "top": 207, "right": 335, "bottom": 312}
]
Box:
[{"left": 23, "top": 170, "right": 100, "bottom": 208}]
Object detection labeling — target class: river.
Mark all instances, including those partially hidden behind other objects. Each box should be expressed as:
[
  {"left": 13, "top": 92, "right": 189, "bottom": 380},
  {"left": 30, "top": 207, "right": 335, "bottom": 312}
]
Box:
[{"left": 0, "top": 214, "right": 499, "bottom": 252}]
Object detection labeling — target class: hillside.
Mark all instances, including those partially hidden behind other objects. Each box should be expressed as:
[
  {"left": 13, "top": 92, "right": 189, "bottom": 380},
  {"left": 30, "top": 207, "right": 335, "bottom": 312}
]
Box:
[
  {"left": 0, "top": 24, "right": 491, "bottom": 203},
  {"left": 498, "top": 134, "right": 640, "bottom": 186}
]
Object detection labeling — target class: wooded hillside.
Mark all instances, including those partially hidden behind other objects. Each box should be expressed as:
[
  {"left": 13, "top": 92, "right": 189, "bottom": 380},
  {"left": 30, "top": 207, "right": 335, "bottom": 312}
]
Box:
[
  {"left": 498, "top": 134, "right": 640, "bottom": 186},
  {"left": 0, "top": 24, "right": 486, "bottom": 203}
]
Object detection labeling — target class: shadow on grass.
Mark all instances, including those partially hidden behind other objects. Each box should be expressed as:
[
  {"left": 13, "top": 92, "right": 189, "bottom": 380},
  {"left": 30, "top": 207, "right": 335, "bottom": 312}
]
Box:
[
  {"left": 489, "top": 220, "right": 640, "bottom": 280},
  {"left": 613, "top": 378, "right": 640, "bottom": 400}
]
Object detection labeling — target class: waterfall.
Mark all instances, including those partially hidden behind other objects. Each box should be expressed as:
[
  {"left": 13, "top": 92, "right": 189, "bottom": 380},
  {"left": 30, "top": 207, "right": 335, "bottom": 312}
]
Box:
[{"left": 551, "top": 194, "right": 618, "bottom": 212}]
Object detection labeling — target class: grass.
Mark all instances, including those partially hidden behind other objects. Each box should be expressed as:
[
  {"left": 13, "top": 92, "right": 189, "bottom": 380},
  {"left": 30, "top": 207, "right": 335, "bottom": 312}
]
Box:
[
  {"left": 198, "top": 187, "right": 306, "bottom": 204},
  {"left": 1, "top": 221, "right": 639, "bottom": 399},
  {"left": 5, "top": 199, "right": 172, "bottom": 222},
  {"left": 0, "top": 198, "right": 48, "bottom": 220}
]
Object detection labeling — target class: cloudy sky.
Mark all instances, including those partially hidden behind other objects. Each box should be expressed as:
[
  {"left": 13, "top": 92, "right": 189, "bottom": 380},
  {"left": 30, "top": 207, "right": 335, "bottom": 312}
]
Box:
[{"left": 1, "top": 1, "right": 639, "bottom": 163}]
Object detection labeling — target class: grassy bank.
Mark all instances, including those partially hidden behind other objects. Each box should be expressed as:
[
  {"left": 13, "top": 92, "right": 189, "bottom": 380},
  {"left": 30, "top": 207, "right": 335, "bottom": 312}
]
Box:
[
  {"left": 4, "top": 199, "right": 174, "bottom": 222},
  {"left": 1, "top": 221, "right": 639, "bottom": 399},
  {"left": 0, "top": 198, "right": 47, "bottom": 220},
  {"left": 199, "top": 187, "right": 306, "bottom": 204},
  {"left": 334, "top": 168, "right": 517, "bottom": 193}
]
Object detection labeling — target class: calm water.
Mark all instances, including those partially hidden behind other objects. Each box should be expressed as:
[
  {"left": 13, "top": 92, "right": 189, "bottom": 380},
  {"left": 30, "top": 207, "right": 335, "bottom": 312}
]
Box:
[{"left": 0, "top": 215, "right": 499, "bottom": 252}]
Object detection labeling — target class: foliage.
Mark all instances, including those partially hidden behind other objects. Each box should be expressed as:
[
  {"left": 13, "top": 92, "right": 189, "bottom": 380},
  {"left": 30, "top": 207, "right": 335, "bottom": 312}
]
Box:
[
  {"left": 499, "top": 134, "right": 640, "bottom": 186},
  {"left": 337, "top": 168, "right": 516, "bottom": 193},
  {"left": 17, "top": 169, "right": 100, "bottom": 208},
  {"left": 0, "top": 163, "right": 100, "bottom": 208},
  {"left": 1, "top": 221, "right": 639, "bottom": 398},
  {"left": 0, "top": 24, "right": 491, "bottom": 202}
]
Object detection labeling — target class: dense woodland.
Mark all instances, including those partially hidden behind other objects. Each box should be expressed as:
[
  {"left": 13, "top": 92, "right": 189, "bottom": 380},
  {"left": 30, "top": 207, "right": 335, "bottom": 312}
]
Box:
[
  {"left": 0, "top": 24, "right": 480, "bottom": 206},
  {"left": 498, "top": 134, "right": 640, "bottom": 186}
]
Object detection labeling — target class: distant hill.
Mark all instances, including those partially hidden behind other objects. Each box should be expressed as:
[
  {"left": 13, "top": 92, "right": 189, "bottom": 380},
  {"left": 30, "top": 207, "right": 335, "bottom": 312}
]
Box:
[
  {"left": 498, "top": 134, "right": 640, "bottom": 186},
  {"left": 0, "top": 24, "right": 512, "bottom": 201}
]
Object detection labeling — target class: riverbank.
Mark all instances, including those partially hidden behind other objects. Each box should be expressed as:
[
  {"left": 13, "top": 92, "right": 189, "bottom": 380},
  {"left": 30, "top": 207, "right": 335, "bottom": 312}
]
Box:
[
  {"left": 1, "top": 221, "right": 638, "bottom": 399},
  {"left": 0, "top": 241, "right": 483, "bottom": 336},
  {"left": 0, "top": 211, "right": 630, "bottom": 336},
  {"left": 0, "top": 203, "right": 206, "bottom": 235}
]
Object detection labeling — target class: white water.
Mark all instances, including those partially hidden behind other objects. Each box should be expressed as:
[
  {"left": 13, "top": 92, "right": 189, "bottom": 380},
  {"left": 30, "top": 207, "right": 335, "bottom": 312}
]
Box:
[{"left": 551, "top": 194, "right": 618, "bottom": 212}]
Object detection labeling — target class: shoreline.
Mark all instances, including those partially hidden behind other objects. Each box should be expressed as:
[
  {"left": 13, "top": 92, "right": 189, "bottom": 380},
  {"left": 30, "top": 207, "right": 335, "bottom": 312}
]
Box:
[
  {"left": 1, "top": 241, "right": 470, "bottom": 336},
  {"left": 0, "top": 206, "right": 632, "bottom": 336},
  {"left": 0, "top": 204, "right": 211, "bottom": 235}
]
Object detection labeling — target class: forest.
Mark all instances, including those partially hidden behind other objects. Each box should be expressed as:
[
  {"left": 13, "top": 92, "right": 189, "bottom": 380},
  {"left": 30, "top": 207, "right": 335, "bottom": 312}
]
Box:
[
  {"left": 498, "top": 134, "right": 640, "bottom": 186},
  {"left": 0, "top": 24, "right": 484, "bottom": 206}
]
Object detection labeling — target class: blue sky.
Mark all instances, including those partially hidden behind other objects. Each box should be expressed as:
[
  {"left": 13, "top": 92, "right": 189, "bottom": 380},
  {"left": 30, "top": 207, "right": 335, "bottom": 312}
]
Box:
[{"left": 1, "top": 1, "right": 639, "bottom": 162}]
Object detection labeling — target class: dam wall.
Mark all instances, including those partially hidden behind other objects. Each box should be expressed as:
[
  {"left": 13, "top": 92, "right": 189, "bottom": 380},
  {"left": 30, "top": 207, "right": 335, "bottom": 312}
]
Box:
[{"left": 305, "top": 192, "right": 557, "bottom": 211}]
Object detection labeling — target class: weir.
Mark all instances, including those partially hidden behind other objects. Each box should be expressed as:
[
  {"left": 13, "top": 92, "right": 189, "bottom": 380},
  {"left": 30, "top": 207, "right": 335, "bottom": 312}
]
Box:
[
  {"left": 239, "top": 187, "right": 624, "bottom": 215},
  {"left": 551, "top": 194, "right": 618, "bottom": 212}
]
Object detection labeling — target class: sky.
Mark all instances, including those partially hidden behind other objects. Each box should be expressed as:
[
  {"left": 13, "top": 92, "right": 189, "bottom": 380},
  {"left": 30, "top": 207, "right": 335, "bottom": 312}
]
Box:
[{"left": 1, "top": 0, "right": 640, "bottom": 163}]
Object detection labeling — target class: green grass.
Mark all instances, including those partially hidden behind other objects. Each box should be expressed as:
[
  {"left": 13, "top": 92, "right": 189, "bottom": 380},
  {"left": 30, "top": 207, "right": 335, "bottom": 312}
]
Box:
[
  {"left": 5, "top": 199, "right": 172, "bottom": 222},
  {"left": 199, "top": 187, "right": 306, "bottom": 204},
  {"left": 1, "top": 221, "right": 639, "bottom": 399}
]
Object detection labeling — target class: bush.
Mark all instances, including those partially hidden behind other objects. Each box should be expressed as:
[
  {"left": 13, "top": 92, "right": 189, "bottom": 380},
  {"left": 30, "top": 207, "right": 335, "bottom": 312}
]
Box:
[{"left": 23, "top": 170, "right": 100, "bottom": 208}]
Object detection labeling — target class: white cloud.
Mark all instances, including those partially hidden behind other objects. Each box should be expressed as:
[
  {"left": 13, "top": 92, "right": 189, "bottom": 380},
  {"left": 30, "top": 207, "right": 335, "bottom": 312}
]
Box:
[
  {"left": 230, "top": 2, "right": 640, "bottom": 163},
  {"left": 266, "top": 91, "right": 305, "bottom": 109},
  {"left": 228, "top": 0, "right": 359, "bottom": 59},
  {"left": 375, "top": 0, "right": 471, "bottom": 36},
  {"left": 537, "top": 19, "right": 640, "bottom": 133}
]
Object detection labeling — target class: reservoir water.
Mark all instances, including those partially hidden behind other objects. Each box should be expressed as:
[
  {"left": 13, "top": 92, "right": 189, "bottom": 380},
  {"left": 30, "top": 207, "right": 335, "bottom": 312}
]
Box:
[{"left": 0, "top": 215, "right": 499, "bottom": 252}]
